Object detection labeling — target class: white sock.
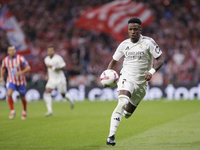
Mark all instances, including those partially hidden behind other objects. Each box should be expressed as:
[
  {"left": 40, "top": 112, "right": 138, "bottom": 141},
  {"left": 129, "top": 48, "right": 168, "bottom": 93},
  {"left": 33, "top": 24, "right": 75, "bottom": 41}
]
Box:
[
  {"left": 123, "top": 110, "right": 132, "bottom": 119},
  {"left": 108, "top": 95, "right": 129, "bottom": 137},
  {"left": 11, "top": 110, "right": 15, "bottom": 113},
  {"left": 45, "top": 93, "right": 52, "bottom": 113},
  {"left": 65, "top": 93, "right": 74, "bottom": 103},
  {"left": 22, "top": 110, "right": 26, "bottom": 114}
]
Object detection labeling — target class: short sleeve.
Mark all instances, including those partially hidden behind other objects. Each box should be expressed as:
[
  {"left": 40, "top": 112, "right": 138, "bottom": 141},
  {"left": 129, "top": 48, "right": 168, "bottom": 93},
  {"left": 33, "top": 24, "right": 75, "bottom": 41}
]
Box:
[
  {"left": 1, "top": 58, "right": 6, "bottom": 68},
  {"left": 57, "top": 56, "right": 66, "bottom": 68},
  {"left": 44, "top": 57, "right": 48, "bottom": 65},
  {"left": 20, "top": 56, "right": 28, "bottom": 67},
  {"left": 113, "top": 42, "right": 125, "bottom": 61},
  {"left": 148, "top": 38, "right": 162, "bottom": 58}
]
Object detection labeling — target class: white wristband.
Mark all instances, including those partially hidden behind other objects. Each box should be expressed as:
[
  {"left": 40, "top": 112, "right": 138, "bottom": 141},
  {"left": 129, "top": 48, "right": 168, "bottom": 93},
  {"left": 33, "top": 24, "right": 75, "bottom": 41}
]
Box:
[
  {"left": 52, "top": 66, "right": 56, "bottom": 70},
  {"left": 148, "top": 68, "right": 156, "bottom": 75}
]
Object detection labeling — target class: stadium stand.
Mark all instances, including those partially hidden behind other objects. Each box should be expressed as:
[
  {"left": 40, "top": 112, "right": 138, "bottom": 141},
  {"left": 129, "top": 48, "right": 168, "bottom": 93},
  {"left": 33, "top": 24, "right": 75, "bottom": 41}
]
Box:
[{"left": 0, "top": 0, "right": 199, "bottom": 86}]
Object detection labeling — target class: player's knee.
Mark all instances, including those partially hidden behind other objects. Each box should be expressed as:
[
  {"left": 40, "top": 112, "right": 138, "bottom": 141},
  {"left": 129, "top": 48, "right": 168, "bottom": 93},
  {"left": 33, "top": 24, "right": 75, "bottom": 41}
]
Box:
[
  {"left": 7, "top": 90, "right": 13, "bottom": 98},
  {"left": 123, "top": 110, "right": 132, "bottom": 119},
  {"left": 65, "top": 93, "right": 69, "bottom": 98},
  {"left": 45, "top": 93, "right": 51, "bottom": 99},
  {"left": 7, "top": 94, "right": 12, "bottom": 99},
  {"left": 20, "top": 95, "right": 26, "bottom": 101}
]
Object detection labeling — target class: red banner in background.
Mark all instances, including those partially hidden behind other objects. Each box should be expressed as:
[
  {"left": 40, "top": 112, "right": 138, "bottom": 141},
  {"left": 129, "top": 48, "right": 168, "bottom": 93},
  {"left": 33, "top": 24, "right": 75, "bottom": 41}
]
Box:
[
  {"left": 0, "top": 5, "right": 33, "bottom": 61},
  {"left": 75, "top": 0, "right": 154, "bottom": 42},
  {"left": 0, "top": 0, "right": 16, "bottom": 5}
]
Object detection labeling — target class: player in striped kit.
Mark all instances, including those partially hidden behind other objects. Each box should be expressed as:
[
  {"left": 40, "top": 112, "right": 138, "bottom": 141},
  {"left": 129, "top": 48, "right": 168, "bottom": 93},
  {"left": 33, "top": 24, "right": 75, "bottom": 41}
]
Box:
[{"left": 0, "top": 46, "right": 31, "bottom": 120}]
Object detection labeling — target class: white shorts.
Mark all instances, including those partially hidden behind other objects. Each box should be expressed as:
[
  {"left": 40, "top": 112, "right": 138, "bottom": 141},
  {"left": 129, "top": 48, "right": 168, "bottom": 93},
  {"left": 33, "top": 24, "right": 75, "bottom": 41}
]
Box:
[
  {"left": 117, "top": 73, "right": 148, "bottom": 106},
  {"left": 46, "top": 79, "right": 67, "bottom": 94}
]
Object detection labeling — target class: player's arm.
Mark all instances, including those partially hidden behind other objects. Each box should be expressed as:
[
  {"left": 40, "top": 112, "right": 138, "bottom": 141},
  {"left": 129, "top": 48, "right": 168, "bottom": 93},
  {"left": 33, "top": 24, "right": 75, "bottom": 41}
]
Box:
[
  {"left": 17, "top": 65, "right": 31, "bottom": 76},
  {"left": 154, "top": 55, "right": 164, "bottom": 71},
  {"left": 45, "top": 70, "right": 49, "bottom": 81},
  {"left": 46, "top": 65, "right": 65, "bottom": 71},
  {"left": 54, "top": 66, "right": 65, "bottom": 71},
  {"left": 107, "top": 41, "right": 124, "bottom": 70},
  {"left": 107, "top": 59, "right": 118, "bottom": 70},
  {"left": 145, "top": 55, "right": 164, "bottom": 81},
  {"left": 0, "top": 67, "right": 6, "bottom": 82},
  {"left": 47, "top": 56, "right": 66, "bottom": 71}
]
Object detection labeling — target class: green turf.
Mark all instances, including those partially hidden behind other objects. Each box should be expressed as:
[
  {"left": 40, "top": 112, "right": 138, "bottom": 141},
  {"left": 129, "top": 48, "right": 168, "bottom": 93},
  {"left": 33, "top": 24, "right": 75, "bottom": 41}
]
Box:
[{"left": 0, "top": 99, "right": 200, "bottom": 150}]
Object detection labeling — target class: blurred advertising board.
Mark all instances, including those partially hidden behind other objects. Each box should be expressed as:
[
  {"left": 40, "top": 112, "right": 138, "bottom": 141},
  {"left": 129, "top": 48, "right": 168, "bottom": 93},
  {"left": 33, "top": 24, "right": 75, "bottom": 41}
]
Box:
[{"left": 0, "top": 84, "right": 199, "bottom": 102}]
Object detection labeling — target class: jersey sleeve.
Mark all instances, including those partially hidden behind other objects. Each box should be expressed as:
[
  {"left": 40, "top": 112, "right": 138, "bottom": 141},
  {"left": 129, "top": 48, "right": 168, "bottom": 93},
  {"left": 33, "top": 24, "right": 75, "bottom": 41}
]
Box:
[
  {"left": 57, "top": 56, "right": 66, "bottom": 68},
  {"left": 1, "top": 58, "right": 6, "bottom": 68},
  {"left": 113, "top": 42, "right": 125, "bottom": 61},
  {"left": 148, "top": 38, "right": 162, "bottom": 58},
  {"left": 44, "top": 57, "right": 48, "bottom": 65},
  {"left": 20, "top": 56, "right": 29, "bottom": 67}
]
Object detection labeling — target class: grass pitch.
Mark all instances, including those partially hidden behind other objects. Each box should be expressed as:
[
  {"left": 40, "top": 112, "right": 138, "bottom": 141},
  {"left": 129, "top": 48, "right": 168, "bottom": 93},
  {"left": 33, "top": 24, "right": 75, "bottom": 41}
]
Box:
[{"left": 0, "top": 99, "right": 200, "bottom": 150}]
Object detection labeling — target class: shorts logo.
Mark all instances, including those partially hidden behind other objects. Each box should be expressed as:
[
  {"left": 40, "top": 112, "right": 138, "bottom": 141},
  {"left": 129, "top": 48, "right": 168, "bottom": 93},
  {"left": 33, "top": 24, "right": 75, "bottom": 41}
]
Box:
[{"left": 122, "top": 79, "right": 126, "bottom": 88}]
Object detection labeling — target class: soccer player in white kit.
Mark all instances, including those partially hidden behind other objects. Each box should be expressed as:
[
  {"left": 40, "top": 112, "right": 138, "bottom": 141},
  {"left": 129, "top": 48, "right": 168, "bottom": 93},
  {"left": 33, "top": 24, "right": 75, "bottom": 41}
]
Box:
[
  {"left": 44, "top": 46, "right": 74, "bottom": 116},
  {"left": 106, "top": 18, "right": 164, "bottom": 146}
]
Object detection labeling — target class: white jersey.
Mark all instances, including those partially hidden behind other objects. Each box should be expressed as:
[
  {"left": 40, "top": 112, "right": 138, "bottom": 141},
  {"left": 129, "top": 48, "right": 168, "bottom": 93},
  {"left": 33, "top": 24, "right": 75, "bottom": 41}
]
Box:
[
  {"left": 44, "top": 54, "right": 66, "bottom": 81},
  {"left": 113, "top": 34, "right": 162, "bottom": 84}
]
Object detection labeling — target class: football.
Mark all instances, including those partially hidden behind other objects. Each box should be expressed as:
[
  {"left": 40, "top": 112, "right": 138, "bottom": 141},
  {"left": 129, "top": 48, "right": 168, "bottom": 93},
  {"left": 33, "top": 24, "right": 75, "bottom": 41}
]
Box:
[{"left": 100, "top": 69, "right": 119, "bottom": 87}]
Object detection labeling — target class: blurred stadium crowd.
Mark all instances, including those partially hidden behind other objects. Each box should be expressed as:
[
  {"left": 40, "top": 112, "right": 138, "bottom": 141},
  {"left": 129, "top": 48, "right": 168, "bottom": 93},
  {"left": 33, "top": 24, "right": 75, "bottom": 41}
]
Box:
[{"left": 0, "top": 0, "right": 199, "bottom": 86}]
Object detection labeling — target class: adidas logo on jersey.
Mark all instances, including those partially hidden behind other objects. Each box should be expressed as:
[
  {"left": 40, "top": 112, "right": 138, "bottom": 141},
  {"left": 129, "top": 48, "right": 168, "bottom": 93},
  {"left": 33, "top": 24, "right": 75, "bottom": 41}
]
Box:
[{"left": 125, "top": 46, "right": 129, "bottom": 50}]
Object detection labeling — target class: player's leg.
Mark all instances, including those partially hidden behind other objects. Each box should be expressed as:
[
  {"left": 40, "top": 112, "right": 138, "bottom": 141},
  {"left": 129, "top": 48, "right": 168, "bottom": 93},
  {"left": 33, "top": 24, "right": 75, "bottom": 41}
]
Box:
[
  {"left": 45, "top": 79, "right": 56, "bottom": 116},
  {"left": 18, "top": 85, "right": 27, "bottom": 120},
  {"left": 20, "top": 95, "right": 27, "bottom": 120},
  {"left": 107, "top": 90, "right": 131, "bottom": 146},
  {"left": 61, "top": 92, "right": 74, "bottom": 109},
  {"left": 45, "top": 87, "right": 53, "bottom": 116},
  {"left": 58, "top": 81, "right": 74, "bottom": 109},
  {"left": 123, "top": 102, "right": 137, "bottom": 118},
  {"left": 123, "top": 83, "right": 147, "bottom": 119},
  {"left": 7, "top": 83, "right": 15, "bottom": 119}
]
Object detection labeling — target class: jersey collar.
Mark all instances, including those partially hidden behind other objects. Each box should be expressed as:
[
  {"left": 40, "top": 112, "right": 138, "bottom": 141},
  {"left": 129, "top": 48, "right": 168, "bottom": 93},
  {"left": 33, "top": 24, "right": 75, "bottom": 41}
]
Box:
[
  {"left": 129, "top": 34, "right": 143, "bottom": 44},
  {"left": 8, "top": 54, "right": 17, "bottom": 60},
  {"left": 137, "top": 34, "right": 143, "bottom": 43}
]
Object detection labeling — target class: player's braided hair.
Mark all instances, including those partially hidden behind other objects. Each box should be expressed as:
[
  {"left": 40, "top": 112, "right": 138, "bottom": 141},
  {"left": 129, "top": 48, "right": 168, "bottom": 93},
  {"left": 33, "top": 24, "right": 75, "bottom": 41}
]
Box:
[{"left": 128, "top": 18, "right": 142, "bottom": 25}]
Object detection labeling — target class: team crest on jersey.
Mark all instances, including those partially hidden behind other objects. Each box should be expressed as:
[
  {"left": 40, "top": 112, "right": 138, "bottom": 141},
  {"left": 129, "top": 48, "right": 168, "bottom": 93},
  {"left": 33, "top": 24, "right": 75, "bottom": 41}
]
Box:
[{"left": 139, "top": 44, "right": 143, "bottom": 49}]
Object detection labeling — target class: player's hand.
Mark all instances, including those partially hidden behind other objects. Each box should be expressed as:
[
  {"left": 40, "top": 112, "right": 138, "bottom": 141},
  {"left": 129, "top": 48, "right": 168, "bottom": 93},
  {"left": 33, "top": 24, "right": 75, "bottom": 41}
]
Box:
[
  {"left": 0, "top": 77, "right": 4, "bottom": 82},
  {"left": 145, "top": 72, "right": 152, "bottom": 81},
  {"left": 16, "top": 71, "right": 23, "bottom": 76},
  {"left": 47, "top": 65, "right": 52, "bottom": 68},
  {"left": 45, "top": 76, "right": 49, "bottom": 81}
]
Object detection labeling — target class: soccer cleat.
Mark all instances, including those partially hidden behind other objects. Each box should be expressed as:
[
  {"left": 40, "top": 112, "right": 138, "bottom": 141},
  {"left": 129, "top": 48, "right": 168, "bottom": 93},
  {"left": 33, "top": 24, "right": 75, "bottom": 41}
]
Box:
[
  {"left": 45, "top": 111, "right": 53, "bottom": 117},
  {"left": 106, "top": 135, "right": 116, "bottom": 146},
  {"left": 9, "top": 111, "right": 16, "bottom": 120},
  {"left": 69, "top": 100, "right": 74, "bottom": 109},
  {"left": 21, "top": 111, "right": 27, "bottom": 120},
  {"left": 65, "top": 93, "right": 74, "bottom": 109}
]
